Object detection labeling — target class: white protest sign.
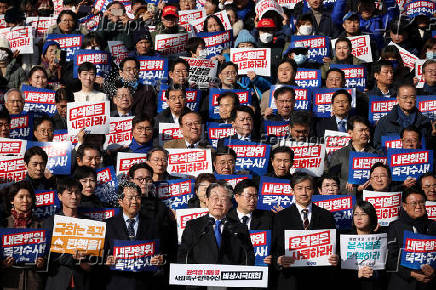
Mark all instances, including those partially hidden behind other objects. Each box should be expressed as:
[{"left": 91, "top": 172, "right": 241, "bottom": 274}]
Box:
[
  {"left": 277, "top": 0, "right": 303, "bottom": 9},
  {"left": 0, "top": 15, "right": 6, "bottom": 29},
  {"left": 167, "top": 149, "right": 213, "bottom": 177},
  {"left": 116, "top": 152, "right": 148, "bottom": 176},
  {"left": 324, "top": 130, "right": 351, "bottom": 155},
  {"left": 158, "top": 123, "right": 183, "bottom": 146},
  {"left": 175, "top": 208, "right": 209, "bottom": 244},
  {"left": 284, "top": 229, "right": 336, "bottom": 267},
  {"left": 25, "top": 17, "right": 57, "bottom": 38},
  {"left": 155, "top": 33, "right": 188, "bottom": 56},
  {"left": 332, "top": 35, "right": 373, "bottom": 63},
  {"left": 283, "top": 141, "right": 326, "bottom": 177},
  {"left": 105, "top": 117, "right": 134, "bottom": 148},
  {"left": 0, "top": 155, "right": 26, "bottom": 184},
  {"left": 426, "top": 201, "right": 436, "bottom": 221},
  {"left": 188, "top": 10, "right": 232, "bottom": 33},
  {"left": 388, "top": 42, "right": 418, "bottom": 71},
  {"left": 67, "top": 101, "right": 110, "bottom": 135},
  {"left": 0, "top": 26, "right": 34, "bottom": 54},
  {"left": 178, "top": 9, "right": 206, "bottom": 34},
  {"left": 415, "top": 59, "right": 426, "bottom": 89},
  {"left": 181, "top": 57, "right": 218, "bottom": 89},
  {"left": 107, "top": 41, "right": 128, "bottom": 66},
  {"left": 230, "top": 48, "right": 271, "bottom": 77},
  {"left": 340, "top": 233, "right": 387, "bottom": 270},
  {"left": 169, "top": 264, "right": 268, "bottom": 288},
  {"left": 255, "top": 0, "right": 285, "bottom": 18},
  {"left": 363, "top": 190, "right": 402, "bottom": 226},
  {"left": 0, "top": 138, "right": 27, "bottom": 156}
]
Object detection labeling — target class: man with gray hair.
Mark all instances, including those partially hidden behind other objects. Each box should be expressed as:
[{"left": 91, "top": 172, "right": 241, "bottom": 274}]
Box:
[
  {"left": 178, "top": 180, "right": 254, "bottom": 265},
  {"left": 3, "top": 88, "right": 24, "bottom": 115},
  {"left": 417, "top": 59, "right": 436, "bottom": 95}
]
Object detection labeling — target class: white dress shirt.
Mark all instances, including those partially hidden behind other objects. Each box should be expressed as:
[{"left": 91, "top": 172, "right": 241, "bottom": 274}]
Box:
[
  {"left": 295, "top": 202, "right": 313, "bottom": 226},
  {"left": 237, "top": 209, "right": 252, "bottom": 230}
]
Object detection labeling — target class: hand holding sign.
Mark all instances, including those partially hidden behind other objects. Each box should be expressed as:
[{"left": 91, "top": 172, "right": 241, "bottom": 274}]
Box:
[
  {"left": 358, "top": 266, "right": 374, "bottom": 278},
  {"left": 277, "top": 255, "right": 295, "bottom": 268}
]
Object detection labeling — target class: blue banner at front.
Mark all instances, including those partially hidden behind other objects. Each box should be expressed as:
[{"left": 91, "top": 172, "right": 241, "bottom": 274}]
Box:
[
  {"left": 21, "top": 85, "right": 56, "bottom": 117},
  {"left": 387, "top": 149, "right": 433, "bottom": 181},
  {"left": 330, "top": 64, "right": 366, "bottom": 92},
  {"left": 34, "top": 190, "right": 60, "bottom": 219},
  {"left": 312, "top": 195, "right": 355, "bottom": 230},
  {"left": 257, "top": 176, "right": 293, "bottom": 210},
  {"left": 157, "top": 84, "right": 201, "bottom": 113},
  {"left": 208, "top": 88, "right": 252, "bottom": 120},
  {"left": 137, "top": 56, "right": 169, "bottom": 86},
  {"left": 400, "top": 231, "right": 436, "bottom": 270},
  {"left": 27, "top": 141, "right": 72, "bottom": 175},
  {"left": 250, "top": 230, "right": 271, "bottom": 267},
  {"left": 154, "top": 179, "right": 194, "bottom": 210},
  {"left": 111, "top": 239, "right": 160, "bottom": 272},
  {"left": 348, "top": 152, "right": 387, "bottom": 185},
  {"left": 73, "top": 49, "right": 112, "bottom": 78},
  {"left": 224, "top": 140, "right": 271, "bottom": 176}
]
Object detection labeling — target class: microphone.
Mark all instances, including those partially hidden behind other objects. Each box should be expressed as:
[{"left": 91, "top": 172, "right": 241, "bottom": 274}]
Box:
[{"left": 185, "top": 217, "right": 215, "bottom": 264}]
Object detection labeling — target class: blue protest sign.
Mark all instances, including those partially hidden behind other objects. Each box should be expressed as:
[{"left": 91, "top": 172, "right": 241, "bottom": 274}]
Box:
[
  {"left": 137, "top": 56, "right": 169, "bottom": 86},
  {"left": 400, "top": 231, "right": 436, "bottom": 270},
  {"left": 214, "top": 174, "right": 252, "bottom": 188},
  {"left": 368, "top": 96, "right": 398, "bottom": 124},
  {"left": 154, "top": 179, "right": 194, "bottom": 210},
  {"left": 9, "top": 113, "right": 34, "bottom": 140},
  {"left": 27, "top": 141, "right": 72, "bottom": 175},
  {"left": 95, "top": 166, "right": 119, "bottom": 207},
  {"left": 264, "top": 121, "right": 289, "bottom": 140},
  {"left": 268, "top": 85, "right": 311, "bottom": 113},
  {"left": 381, "top": 134, "right": 427, "bottom": 152},
  {"left": 111, "top": 239, "right": 160, "bottom": 272},
  {"left": 348, "top": 152, "right": 387, "bottom": 185},
  {"left": 157, "top": 84, "right": 201, "bottom": 113},
  {"left": 295, "top": 68, "right": 321, "bottom": 88},
  {"left": 206, "top": 122, "right": 236, "bottom": 147},
  {"left": 0, "top": 228, "right": 51, "bottom": 263},
  {"left": 208, "top": 88, "right": 252, "bottom": 120},
  {"left": 417, "top": 95, "right": 436, "bottom": 121},
  {"left": 405, "top": 0, "right": 435, "bottom": 18},
  {"left": 312, "top": 195, "right": 355, "bottom": 230},
  {"left": 78, "top": 208, "right": 121, "bottom": 221},
  {"left": 387, "top": 149, "right": 433, "bottom": 181},
  {"left": 225, "top": 140, "right": 271, "bottom": 176},
  {"left": 34, "top": 190, "right": 60, "bottom": 219},
  {"left": 21, "top": 85, "right": 56, "bottom": 117},
  {"left": 330, "top": 64, "right": 366, "bottom": 92},
  {"left": 257, "top": 176, "right": 293, "bottom": 210},
  {"left": 250, "top": 230, "right": 271, "bottom": 267},
  {"left": 290, "top": 35, "right": 330, "bottom": 63},
  {"left": 311, "top": 88, "right": 356, "bottom": 118},
  {"left": 197, "top": 30, "right": 232, "bottom": 58},
  {"left": 73, "top": 49, "right": 112, "bottom": 78},
  {"left": 46, "top": 34, "right": 83, "bottom": 62}
]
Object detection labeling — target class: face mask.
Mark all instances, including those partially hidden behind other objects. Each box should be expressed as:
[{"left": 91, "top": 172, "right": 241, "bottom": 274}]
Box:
[
  {"left": 427, "top": 51, "right": 435, "bottom": 59},
  {"left": 198, "top": 50, "right": 208, "bottom": 59},
  {"left": 298, "top": 25, "right": 313, "bottom": 36},
  {"left": 294, "top": 54, "right": 307, "bottom": 65},
  {"left": 259, "top": 32, "right": 273, "bottom": 44}
]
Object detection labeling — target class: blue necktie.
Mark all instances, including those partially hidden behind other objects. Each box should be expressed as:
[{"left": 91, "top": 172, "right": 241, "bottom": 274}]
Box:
[
  {"left": 338, "top": 120, "right": 346, "bottom": 133},
  {"left": 214, "top": 220, "right": 222, "bottom": 247}
]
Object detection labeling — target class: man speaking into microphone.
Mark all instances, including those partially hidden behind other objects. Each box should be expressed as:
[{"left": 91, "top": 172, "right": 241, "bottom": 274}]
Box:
[{"left": 177, "top": 180, "right": 254, "bottom": 266}]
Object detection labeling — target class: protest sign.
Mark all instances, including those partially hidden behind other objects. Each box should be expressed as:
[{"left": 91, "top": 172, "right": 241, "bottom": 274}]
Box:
[
  {"left": 137, "top": 56, "right": 169, "bottom": 86},
  {"left": 348, "top": 152, "right": 387, "bottom": 185},
  {"left": 214, "top": 174, "right": 252, "bottom": 188},
  {"left": 284, "top": 229, "right": 336, "bottom": 267},
  {"left": 46, "top": 34, "right": 83, "bottom": 62},
  {"left": 27, "top": 141, "right": 72, "bottom": 175},
  {"left": 295, "top": 69, "right": 321, "bottom": 88},
  {"left": 158, "top": 123, "right": 183, "bottom": 146},
  {"left": 116, "top": 152, "right": 148, "bottom": 176},
  {"left": 9, "top": 114, "right": 33, "bottom": 140},
  {"left": 155, "top": 179, "right": 194, "bottom": 210},
  {"left": 182, "top": 57, "right": 218, "bottom": 89},
  {"left": 330, "top": 64, "right": 366, "bottom": 92},
  {"left": 277, "top": 0, "right": 302, "bottom": 9},
  {"left": 26, "top": 17, "right": 57, "bottom": 38},
  {"left": 368, "top": 96, "right": 398, "bottom": 124},
  {"left": 268, "top": 85, "right": 311, "bottom": 112},
  {"left": 157, "top": 85, "right": 201, "bottom": 113},
  {"left": 400, "top": 231, "right": 436, "bottom": 269},
  {"left": 50, "top": 215, "right": 106, "bottom": 256},
  {"left": 206, "top": 122, "right": 236, "bottom": 147},
  {"left": 53, "top": 0, "right": 64, "bottom": 14},
  {"left": 417, "top": 95, "right": 436, "bottom": 121},
  {"left": 0, "top": 26, "right": 33, "bottom": 54},
  {"left": 264, "top": 121, "right": 289, "bottom": 141},
  {"left": 250, "top": 230, "right": 271, "bottom": 267},
  {"left": 225, "top": 141, "right": 271, "bottom": 176},
  {"left": 331, "top": 35, "right": 373, "bottom": 63},
  {"left": 79, "top": 13, "right": 102, "bottom": 32},
  {"left": 0, "top": 138, "right": 26, "bottom": 156},
  {"left": 167, "top": 149, "right": 213, "bottom": 177},
  {"left": 175, "top": 208, "right": 209, "bottom": 244},
  {"left": 312, "top": 88, "right": 356, "bottom": 118},
  {"left": 405, "top": 0, "right": 435, "bottom": 17},
  {"left": 0, "top": 228, "right": 51, "bottom": 263},
  {"left": 178, "top": 9, "right": 206, "bottom": 34},
  {"left": 0, "top": 155, "right": 26, "bottom": 184},
  {"left": 255, "top": 0, "right": 284, "bottom": 18},
  {"left": 388, "top": 149, "right": 433, "bottom": 181},
  {"left": 313, "top": 195, "right": 354, "bottom": 230},
  {"left": 67, "top": 101, "right": 110, "bottom": 135},
  {"left": 284, "top": 141, "right": 325, "bottom": 177},
  {"left": 257, "top": 176, "right": 293, "bottom": 210},
  {"left": 53, "top": 129, "right": 78, "bottom": 145},
  {"left": 340, "top": 233, "right": 387, "bottom": 270},
  {"left": 108, "top": 41, "right": 128, "bottom": 66},
  {"left": 381, "top": 134, "right": 403, "bottom": 151},
  {"left": 79, "top": 208, "right": 121, "bottom": 221},
  {"left": 208, "top": 88, "right": 252, "bottom": 120},
  {"left": 73, "top": 49, "right": 112, "bottom": 78},
  {"left": 95, "top": 166, "right": 119, "bottom": 206},
  {"left": 189, "top": 10, "right": 232, "bottom": 33},
  {"left": 197, "top": 30, "right": 232, "bottom": 59},
  {"left": 415, "top": 59, "right": 426, "bottom": 89},
  {"left": 21, "top": 85, "right": 56, "bottom": 116},
  {"left": 111, "top": 240, "right": 159, "bottom": 272},
  {"left": 290, "top": 36, "right": 330, "bottom": 63},
  {"left": 324, "top": 130, "right": 352, "bottom": 155},
  {"left": 106, "top": 117, "right": 133, "bottom": 147},
  {"left": 34, "top": 190, "right": 60, "bottom": 219},
  {"left": 155, "top": 33, "right": 188, "bottom": 56},
  {"left": 0, "top": 15, "right": 6, "bottom": 29},
  {"left": 169, "top": 264, "right": 268, "bottom": 287},
  {"left": 389, "top": 42, "right": 418, "bottom": 71},
  {"left": 363, "top": 190, "right": 402, "bottom": 226},
  {"left": 230, "top": 48, "right": 271, "bottom": 77},
  {"left": 426, "top": 201, "right": 436, "bottom": 221}
]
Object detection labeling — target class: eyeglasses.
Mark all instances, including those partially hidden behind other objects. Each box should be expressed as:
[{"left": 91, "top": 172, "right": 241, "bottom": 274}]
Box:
[
  {"left": 222, "top": 71, "right": 237, "bottom": 77},
  {"left": 150, "top": 158, "right": 167, "bottom": 164},
  {"left": 38, "top": 128, "right": 54, "bottom": 134},
  {"left": 240, "top": 194, "right": 258, "bottom": 201},
  {"left": 371, "top": 174, "right": 388, "bottom": 180},
  {"left": 183, "top": 121, "right": 201, "bottom": 128},
  {"left": 216, "top": 160, "right": 235, "bottom": 167},
  {"left": 134, "top": 177, "right": 152, "bottom": 183},
  {"left": 399, "top": 96, "right": 416, "bottom": 101},
  {"left": 135, "top": 127, "right": 153, "bottom": 132},
  {"left": 168, "top": 96, "right": 186, "bottom": 101},
  {"left": 173, "top": 70, "right": 188, "bottom": 75},
  {"left": 353, "top": 213, "right": 368, "bottom": 218},
  {"left": 124, "top": 195, "right": 142, "bottom": 202},
  {"left": 276, "top": 99, "right": 295, "bottom": 105},
  {"left": 405, "top": 201, "right": 426, "bottom": 207}
]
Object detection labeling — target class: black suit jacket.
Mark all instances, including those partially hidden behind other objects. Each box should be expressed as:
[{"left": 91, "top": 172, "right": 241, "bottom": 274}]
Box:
[
  {"left": 271, "top": 203, "right": 337, "bottom": 290},
  {"left": 226, "top": 208, "right": 273, "bottom": 230},
  {"left": 177, "top": 215, "right": 255, "bottom": 265},
  {"left": 315, "top": 116, "right": 340, "bottom": 138},
  {"left": 104, "top": 213, "right": 163, "bottom": 290},
  {"left": 217, "top": 133, "right": 261, "bottom": 148}
]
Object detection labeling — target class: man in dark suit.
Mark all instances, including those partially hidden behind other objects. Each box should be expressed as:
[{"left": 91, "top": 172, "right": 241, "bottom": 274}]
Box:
[
  {"left": 154, "top": 85, "right": 191, "bottom": 126},
  {"left": 110, "top": 81, "right": 134, "bottom": 117},
  {"left": 315, "top": 89, "right": 352, "bottom": 137},
  {"left": 264, "top": 86, "right": 295, "bottom": 122},
  {"left": 104, "top": 181, "right": 165, "bottom": 290},
  {"left": 271, "top": 173, "right": 338, "bottom": 290},
  {"left": 177, "top": 180, "right": 254, "bottom": 265},
  {"left": 265, "top": 146, "right": 293, "bottom": 179}
]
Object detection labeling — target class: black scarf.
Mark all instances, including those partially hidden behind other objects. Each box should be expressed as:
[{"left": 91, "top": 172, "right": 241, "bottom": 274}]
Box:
[{"left": 399, "top": 207, "right": 431, "bottom": 234}]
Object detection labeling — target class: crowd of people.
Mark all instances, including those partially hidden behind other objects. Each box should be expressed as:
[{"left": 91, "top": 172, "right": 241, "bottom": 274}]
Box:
[{"left": 0, "top": 0, "right": 436, "bottom": 289}]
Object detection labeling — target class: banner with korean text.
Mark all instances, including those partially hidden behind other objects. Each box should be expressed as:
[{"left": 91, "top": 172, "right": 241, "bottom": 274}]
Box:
[
  {"left": 67, "top": 101, "right": 110, "bottom": 135},
  {"left": 116, "top": 153, "right": 148, "bottom": 176},
  {"left": 111, "top": 239, "right": 159, "bottom": 272},
  {"left": 0, "top": 155, "right": 26, "bottom": 184},
  {"left": 0, "top": 26, "right": 33, "bottom": 54},
  {"left": 268, "top": 85, "right": 311, "bottom": 112},
  {"left": 27, "top": 141, "right": 72, "bottom": 175},
  {"left": 250, "top": 230, "right": 271, "bottom": 267},
  {"left": 155, "top": 179, "right": 194, "bottom": 210},
  {"left": 79, "top": 208, "right": 120, "bottom": 222},
  {"left": 26, "top": 17, "right": 57, "bottom": 39},
  {"left": 426, "top": 201, "right": 436, "bottom": 221},
  {"left": 312, "top": 88, "right": 356, "bottom": 118},
  {"left": 387, "top": 149, "right": 433, "bottom": 181},
  {"left": 368, "top": 96, "right": 398, "bottom": 124},
  {"left": 73, "top": 49, "right": 112, "bottom": 78},
  {"left": 230, "top": 48, "right": 271, "bottom": 77},
  {"left": 207, "top": 122, "right": 236, "bottom": 147},
  {"left": 285, "top": 141, "right": 325, "bottom": 177},
  {"left": 182, "top": 57, "right": 218, "bottom": 89},
  {"left": 324, "top": 130, "right": 351, "bottom": 155},
  {"left": 330, "top": 64, "right": 366, "bottom": 92},
  {"left": 331, "top": 35, "right": 372, "bottom": 63},
  {"left": 340, "top": 233, "right": 387, "bottom": 270},
  {"left": 197, "top": 31, "right": 232, "bottom": 59},
  {"left": 295, "top": 69, "right": 321, "bottom": 88},
  {"left": 155, "top": 33, "right": 188, "bottom": 56},
  {"left": 159, "top": 123, "right": 183, "bottom": 146},
  {"left": 107, "top": 41, "right": 128, "bottom": 66},
  {"left": 22, "top": 85, "right": 57, "bottom": 117},
  {"left": 348, "top": 152, "right": 387, "bottom": 185},
  {"left": 167, "top": 149, "right": 213, "bottom": 177},
  {"left": 208, "top": 88, "right": 252, "bottom": 120},
  {"left": 225, "top": 140, "right": 271, "bottom": 176},
  {"left": 400, "top": 231, "right": 436, "bottom": 269},
  {"left": 313, "top": 195, "right": 354, "bottom": 230},
  {"left": 46, "top": 34, "right": 83, "bottom": 62},
  {"left": 417, "top": 95, "right": 436, "bottom": 121},
  {"left": 363, "top": 190, "right": 402, "bottom": 226},
  {"left": 137, "top": 56, "right": 169, "bottom": 86},
  {"left": 106, "top": 117, "right": 133, "bottom": 148},
  {"left": 0, "top": 138, "right": 26, "bottom": 156},
  {"left": 175, "top": 208, "right": 209, "bottom": 244},
  {"left": 34, "top": 190, "right": 60, "bottom": 219},
  {"left": 157, "top": 85, "right": 201, "bottom": 113},
  {"left": 290, "top": 36, "right": 330, "bottom": 63},
  {"left": 405, "top": 0, "right": 435, "bottom": 18},
  {"left": 389, "top": 42, "right": 418, "bottom": 71},
  {"left": 257, "top": 176, "right": 293, "bottom": 210}
]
